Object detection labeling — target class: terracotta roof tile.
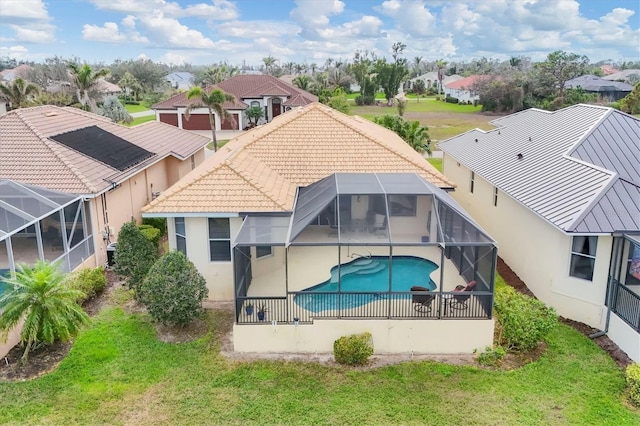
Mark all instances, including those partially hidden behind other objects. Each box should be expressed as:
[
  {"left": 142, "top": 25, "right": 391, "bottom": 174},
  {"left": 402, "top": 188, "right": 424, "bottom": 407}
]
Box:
[
  {"left": 144, "top": 103, "right": 454, "bottom": 214},
  {"left": 0, "top": 105, "right": 209, "bottom": 194}
]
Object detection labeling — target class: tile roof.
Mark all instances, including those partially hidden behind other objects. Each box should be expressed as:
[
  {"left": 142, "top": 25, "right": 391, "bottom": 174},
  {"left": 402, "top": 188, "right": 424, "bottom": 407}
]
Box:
[
  {"left": 144, "top": 102, "right": 454, "bottom": 214},
  {"left": 0, "top": 105, "right": 210, "bottom": 195},
  {"left": 439, "top": 104, "right": 640, "bottom": 233},
  {"left": 152, "top": 74, "right": 317, "bottom": 110},
  {"left": 445, "top": 75, "right": 487, "bottom": 90}
]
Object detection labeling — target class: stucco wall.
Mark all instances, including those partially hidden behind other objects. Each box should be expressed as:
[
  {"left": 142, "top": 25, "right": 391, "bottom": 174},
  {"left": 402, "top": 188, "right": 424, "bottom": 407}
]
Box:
[
  {"left": 442, "top": 154, "right": 609, "bottom": 329},
  {"left": 233, "top": 318, "right": 494, "bottom": 354},
  {"left": 608, "top": 314, "right": 640, "bottom": 362},
  {"left": 0, "top": 318, "right": 23, "bottom": 359}
]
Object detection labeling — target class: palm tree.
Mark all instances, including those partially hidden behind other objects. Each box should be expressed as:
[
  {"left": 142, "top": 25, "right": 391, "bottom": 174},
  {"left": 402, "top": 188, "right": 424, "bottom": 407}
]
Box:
[
  {"left": 403, "top": 120, "right": 431, "bottom": 154},
  {"left": 292, "top": 75, "right": 312, "bottom": 91},
  {"left": 413, "top": 56, "right": 423, "bottom": 77},
  {"left": 435, "top": 59, "right": 448, "bottom": 95},
  {"left": 262, "top": 56, "right": 278, "bottom": 75},
  {"left": 186, "top": 87, "right": 234, "bottom": 152},
  {"left": 0, "top": 261, "right": 88, "bottom": 363},
  {"left": 0, "top": 77, "right": 40, "bottom": 110},
  {"left": 67, "top": 62, "right": 110, "bottom": 112}
]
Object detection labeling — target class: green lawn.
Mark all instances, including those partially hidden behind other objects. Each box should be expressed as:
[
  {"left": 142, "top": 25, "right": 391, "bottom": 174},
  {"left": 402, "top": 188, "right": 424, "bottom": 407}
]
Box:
[
  {"left": 124, "top": 115, "right": 156, "bottom": 127},
  {"left": 1, "top": 282, "right": 637, "bottom": 425},
  {"left": 427, "top": 158, "right": 442, "bottom": 172},
  {"left": 124, "top": 103, "right": 151, "bottom": 114},
  {"left": 207, "top": 139, "right": 229, "bottom": 150}
]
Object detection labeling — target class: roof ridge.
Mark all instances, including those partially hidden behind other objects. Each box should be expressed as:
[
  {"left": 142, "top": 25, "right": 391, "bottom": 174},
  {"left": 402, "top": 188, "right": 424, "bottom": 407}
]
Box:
[
  {"left": 227, "top": 154, "right": 291, "bottom": 210},
  {"left": 16, "top": 107, "right": 97, "bottom": 193},
  {"left": 323, "top": 108, "right": 454, "bottom": 187},
  {"left": 564, "top": 173, "right": 618, "bottom": 232}
]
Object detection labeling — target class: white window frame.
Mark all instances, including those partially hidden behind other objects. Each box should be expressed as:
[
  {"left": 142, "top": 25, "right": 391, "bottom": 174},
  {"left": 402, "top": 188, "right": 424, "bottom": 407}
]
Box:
[
  {"left": 175, "top": 217, "right": 187, "bottom": 256},
  {"left": 569, "top": 236, "right": 598, "bottom": 281},
  {"left": 208, "top": 218, "right": 231, "bottom": 262}
]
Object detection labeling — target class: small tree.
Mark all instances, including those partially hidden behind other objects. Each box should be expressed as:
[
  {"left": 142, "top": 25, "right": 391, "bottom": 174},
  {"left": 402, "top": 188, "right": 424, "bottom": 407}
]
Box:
[
  {"left": 619, "top": 83, "right": 640, "bottom": 114},
  {"left": 0, "top": 261, "right": 88, "bottom": 362},
  {"left": 328, "top": 88, "right": 350, "bottom": 114},
  {"left": 113, "top": 221, "right": 158, "bottom": 297},
  {"left": 99, "top": 96, "right": 133, "bottom": 124},
  {"left": 139, "top": 251, "right": 208, "bottom": 326},
  {"left": 413, "top": 79, "right": 426, "bottom": 102},
  {"left": 245, "top": 105, "right": 264, "bottom": 126}
]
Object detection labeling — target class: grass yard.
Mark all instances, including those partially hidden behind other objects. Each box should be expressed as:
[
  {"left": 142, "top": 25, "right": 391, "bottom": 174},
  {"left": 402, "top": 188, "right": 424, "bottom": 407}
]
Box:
[
  {"left": 124, "top": 115, "right": 156, "bottom": 127},
  {"left": 207, "top": 139, "right": 229, "bottom": 150},
  {"left": 0, "top": 282, "right": 638, "bottom": 425},
  {"left": 124, "top": 103, "right": 151, "bottom": 114},
  {"left": 427, "top": 158, "right": 442, "bottom": 172},
  {"left": 350, "top": 99, "right": 499, "bottom": 143}
]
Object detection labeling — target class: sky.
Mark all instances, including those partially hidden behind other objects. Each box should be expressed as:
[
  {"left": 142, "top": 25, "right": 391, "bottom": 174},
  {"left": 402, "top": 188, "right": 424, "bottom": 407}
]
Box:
[{"left": 0, "top": 0, "right": 639, "bottom": 67}]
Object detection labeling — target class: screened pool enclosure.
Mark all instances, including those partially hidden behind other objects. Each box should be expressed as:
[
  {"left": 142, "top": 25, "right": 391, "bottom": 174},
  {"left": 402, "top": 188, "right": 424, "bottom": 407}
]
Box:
[
  {"left": 233, "top": 173, "right": 497, "bottom": 324},
  {"left": 0, "top": 180, "right": 94, "bottom": 278}
]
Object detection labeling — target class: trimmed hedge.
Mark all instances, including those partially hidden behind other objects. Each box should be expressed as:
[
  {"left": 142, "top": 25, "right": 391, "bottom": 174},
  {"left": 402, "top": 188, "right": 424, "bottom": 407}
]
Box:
[
  {"left": 445, "top": 96, "right": 459, "bottom": 104},
  {"left": 114, "top": 221, "right": 158, "bottom": 295},
  {"left": 627, "top": 363, "right": 640, "bottom": 407},
  {"left": 65, "top": 267, "right": 107, "bottom": 304},
  {"left": 138, "top": 224, "right": 161, "bottom": 246},
  {"left": 334, "top": 332, "right": 374, "bottom": 366},
  {"left": 494, "top": 286, "right": 558, "bottom": 351},
  {"left": 142, "top": 217, "right": 167, "bottom": 238}
]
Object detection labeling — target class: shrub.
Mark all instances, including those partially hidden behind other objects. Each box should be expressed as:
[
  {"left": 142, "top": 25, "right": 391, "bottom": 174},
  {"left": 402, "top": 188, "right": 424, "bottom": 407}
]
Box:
[
  {"left": 445, "top": 96, "right": 459, "bottom": 104},
  {"left": 137, "top": 224, "right": 161, "bottom": 246},
  {"left": 333, "top": 332, "right": 374, "bottom": 366},
  {"left": 114, "top": 221, "right": 158, "bottom": 296},
  {"left": 494, "top": 286, "right": 558, "bottom": 351},
  {"left": 627, "top": 363, "right": 640, "bottom": 407},
  {"left": 355, "top": 95, "right": 364, "bottom": 106},
  {"left": 65, "top": 267, "right": 107, "bottom": 304},
  {"left": 139, "top": 251, "right": 208, "bottom": 326},
  {"left": 142, "top": 217, "right": 167, "bottom": 238},
  {"left": 475, "top": 345, "right": 506, "bottom": 367},
  {"left": 124, "top": 100, "right": 140, "bottom": 105}
]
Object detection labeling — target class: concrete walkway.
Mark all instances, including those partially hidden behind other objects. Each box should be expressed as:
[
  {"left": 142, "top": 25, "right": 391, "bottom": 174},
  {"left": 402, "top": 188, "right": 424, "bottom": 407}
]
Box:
[{"left": 130, "top": 110, "right": 155, "bottom": 118}]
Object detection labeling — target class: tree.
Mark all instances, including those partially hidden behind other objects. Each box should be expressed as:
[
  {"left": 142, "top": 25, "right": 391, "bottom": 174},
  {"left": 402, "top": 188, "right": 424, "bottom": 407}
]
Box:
[
  {"left": 245, "top": 105, "right": 264, "bottom": 126},
  {"left": 262, "top": 56, "right": 278, "bottom": 75},
  {"left": 114, "top": 221, "right": 158, "bottom": 297},
  {"left": 186, "top": 86, "right": 234, "bottom": 152},
  {"left": 138, "top": 251, "right": 208, "bottom": 326},
  {"left": 32, "top": 91, "right": 73, "bottom": 107},
  {"left": 199, "top": 63, "right": 239, "bottom": 86},
  {"left": 349, "top": 50, "right": 377, "bottom": 101},
  {"left": 292, "top": 74, "right": 312, "bottom": 91},
  {"left": 373, "top": 114, "right": 431, "bottom": 154},
  {"left": 67, "top": 62, "right": 110, "bottom": 112},
  {"left": 619, "top": 83, "right": 640, "bottom": 114},
  {"left": 532, "top": 50, "right": 589, "bottom": 99},
  {"left": 413, "top": 79, "right": 426, "bottom": 102},
  {"left": 118, "top": 71, "right": 142, "bottom": 102},
  {"left": 0, "top": 77, "right": 40, "bottom": 109},
  {"left": 99, "top": 96, "right": 133, "bottom": 124},
  {"left": 435, "top": 59, "right": 447, "bottom": 95},
  {"left": 328, "top": 88, "right": 350, "bottom": 114},
  {"left": 412, "top": 56, "right": 423, "bottom": 77},
  {"left": 374, "top": 42, "right": 409, "bottom": 106},
  {"left": 0, "top": 261, "right": 88, "bottom": 362}
]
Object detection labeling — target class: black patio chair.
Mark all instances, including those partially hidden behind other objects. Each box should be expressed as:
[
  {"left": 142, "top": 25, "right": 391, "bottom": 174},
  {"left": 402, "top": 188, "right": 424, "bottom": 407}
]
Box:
[
  {"left": 411, "top": 285, "right": 435, "bottom": 312},
  {"left": 450, "top": 280, "right": 476, "bottom": 310}
]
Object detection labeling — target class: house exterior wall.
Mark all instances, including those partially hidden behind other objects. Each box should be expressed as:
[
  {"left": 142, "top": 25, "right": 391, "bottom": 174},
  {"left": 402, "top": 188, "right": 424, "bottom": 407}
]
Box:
[
  {"left": 443, "top": 88, "right": 478, "bottom": 102},
  {"left": 0, "top": 318, "right": 23, "bottom": 358},
  {"left": 233, "top": 318, "right": 494, "bottom": 354},
  {"left": 442, "top": 155, "right": 610, "bottom": 329},
  {"left": 608, "top": 314, "right": 640, "bottom": 362}
]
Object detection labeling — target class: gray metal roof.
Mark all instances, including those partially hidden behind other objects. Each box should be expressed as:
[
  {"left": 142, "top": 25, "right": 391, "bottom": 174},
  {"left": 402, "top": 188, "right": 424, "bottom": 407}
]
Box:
[
  {"left": 439, "top": 104, "right": 640, "bottom": 234},
  {"left": 564, "top": 75, "right": 633, "bottom": 92}
]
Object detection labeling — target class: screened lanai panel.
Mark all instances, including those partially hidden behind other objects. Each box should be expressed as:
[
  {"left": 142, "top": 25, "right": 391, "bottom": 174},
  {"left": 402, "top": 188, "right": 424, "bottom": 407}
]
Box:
[
  {"left": 290, "top": 175, "right": 337, "bottom": 241},
  {"left": 377, "top": 173, "right": 435, "bottom": 195},
  {"left": 335, "top": 173, "right": 384, "bottom": 195},
  {"left": 234, "top": 215, "right": 290, "bottom": 246},
  {"left": 389, "top": 194, "right": 434, "bottom": 244},
  {"left": 436, "top": 198, "right": 493, "bottom": 245}
]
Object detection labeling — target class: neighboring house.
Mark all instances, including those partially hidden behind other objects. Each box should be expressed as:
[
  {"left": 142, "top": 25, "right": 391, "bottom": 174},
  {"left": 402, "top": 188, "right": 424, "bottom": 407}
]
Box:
[
  {"left": 406, "top": 72, "right": 463, "bottom": 93},
  {"left": 0, "top": 180, "right": 90, "bottom": 358},
  {"left": 164, "top": 72, "right": 195, "bottom": 91},
  {"left": 603, "top": 69, "right": 640, "bottom": 85},
  {"left": 444, "top": 75, "right": 485, "bottom": 103},
  {"left": 439, "top": 104, "right": 640, "bottom": 362},
  {"left": 0, "top": 105, "right": 210, "bottom": 269},
  {"left": 599, "top": 65, "right": 619, "bottom": 76},
  {"left": 142, "top": 102, "right": 498, "bottom": 355},
  {"left": 565, "top": 75, "right": 633, "bottom": 101},
  {"left": 153, "top": 74, "right": 318, "bottom": 131},
  {"left": 95, "top": 78, "right": 122, "bottom": 98},
  {"left": 0, "top": 64, "right": 32, "bottom": 83}
]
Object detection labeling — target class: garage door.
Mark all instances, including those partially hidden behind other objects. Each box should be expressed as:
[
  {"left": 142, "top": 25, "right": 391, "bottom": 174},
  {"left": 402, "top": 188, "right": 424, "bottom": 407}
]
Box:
[
  {"left": 158, "top": 113, "right": 178, "bottom": 127},
  {"left": 181, "top": 113, "right": 211, "bottom": 130},
  {"left": 221, "top": 113, "right": 238, "bottom": 130}
]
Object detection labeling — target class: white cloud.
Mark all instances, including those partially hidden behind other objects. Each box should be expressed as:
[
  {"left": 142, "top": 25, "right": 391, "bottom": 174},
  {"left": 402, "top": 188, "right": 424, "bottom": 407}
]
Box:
[
  {"left": 121, "top": 15, "right": 137, "bottom": 29},
  {"left": 0, "top": 45, "right": 30, "bottom": 60},
  {"left": 183, "top": 0, "right": 238, "bottom": 19},
  {"left": 0, "top": 0, "right": 50, "bottom": 21},
  {"left": 138, "top": 13, "right": 216, "bottom": 49},
  {"left": 160, "top": 52, "right": 188, "bottom": 65},
  {"left": 89, "top": 0, "right": 237, "bottom": 19},
  {"left": 216, "top": 20, "right": 300, "bottom": 39},
  {"left": 9, "top": 26, "right": 55, "bottom": 43},
  {"left": 82, "top": 22, "right": 148, "bottom": 43},
  {"left": 290, "top": 0, "right": 345, "bottom": 38},
  {"left": 379, "top": 0, "right": 437, "bottom": 36}
]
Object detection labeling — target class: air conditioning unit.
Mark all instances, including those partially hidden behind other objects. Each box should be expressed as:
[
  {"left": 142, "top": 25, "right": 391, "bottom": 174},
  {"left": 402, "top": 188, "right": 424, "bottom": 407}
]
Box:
[{"left": 152, "top": 191, "right": 161, "bottom": 200}]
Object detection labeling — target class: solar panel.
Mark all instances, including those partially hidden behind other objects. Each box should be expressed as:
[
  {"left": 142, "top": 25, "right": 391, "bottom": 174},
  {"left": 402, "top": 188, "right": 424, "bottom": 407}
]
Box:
[{"left": 51, "top": 126, "right": 155, "bottom": 171}]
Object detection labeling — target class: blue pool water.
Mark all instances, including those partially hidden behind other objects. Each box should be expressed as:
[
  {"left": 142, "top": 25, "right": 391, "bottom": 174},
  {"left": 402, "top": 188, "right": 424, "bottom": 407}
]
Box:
[{"left": 295, "top": 256, "right": 438, "bottom": 312}]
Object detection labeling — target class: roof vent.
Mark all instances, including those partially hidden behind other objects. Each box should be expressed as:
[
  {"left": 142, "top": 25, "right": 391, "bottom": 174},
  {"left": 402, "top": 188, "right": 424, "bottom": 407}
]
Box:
[
  {"left": 44, "top": 111, "right": 58, "bottom": 117},
  {"left": 528, "top": 136, "right": 532, "bottom": 142},
  {"left": 474, "top": 138, "right": 478, "bottom": 143},
  {"left": 517, "top": 153, "right": 524, "bottom": 160}
]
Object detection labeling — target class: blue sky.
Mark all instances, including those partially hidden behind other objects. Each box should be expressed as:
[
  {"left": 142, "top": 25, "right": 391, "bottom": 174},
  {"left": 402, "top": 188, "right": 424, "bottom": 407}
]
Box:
[{"left": 1, "top": 0, "right": 638, "bottom": 66}]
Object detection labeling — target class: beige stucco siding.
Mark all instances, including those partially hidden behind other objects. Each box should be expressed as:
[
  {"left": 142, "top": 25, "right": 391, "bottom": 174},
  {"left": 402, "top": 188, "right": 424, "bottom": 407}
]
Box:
[{"left": 443, "top": 154, "right": 609, "bottom": 329}]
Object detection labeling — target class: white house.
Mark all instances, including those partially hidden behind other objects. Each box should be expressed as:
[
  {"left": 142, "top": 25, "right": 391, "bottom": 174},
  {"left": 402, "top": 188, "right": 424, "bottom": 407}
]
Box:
[
  {"left": 439, "top": 104, "right": 640, "bottom": 362},
  {"left": 142, "top": 103, "right": 499, "bottom": 355},
  {"left": 443, "top": 75, "right": 485, "bottom": 103}
]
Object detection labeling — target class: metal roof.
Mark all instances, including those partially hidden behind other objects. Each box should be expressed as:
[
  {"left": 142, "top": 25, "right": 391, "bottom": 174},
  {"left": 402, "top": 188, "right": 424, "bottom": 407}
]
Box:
[{"left": 439, "top": 104, "right": 640, "bottom": 234}]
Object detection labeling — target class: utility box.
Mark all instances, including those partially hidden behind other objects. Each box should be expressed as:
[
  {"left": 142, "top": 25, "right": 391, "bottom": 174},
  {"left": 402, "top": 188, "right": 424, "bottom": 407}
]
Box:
[{"left": 106, "top": 243, "right": 117, "bottom": 267}]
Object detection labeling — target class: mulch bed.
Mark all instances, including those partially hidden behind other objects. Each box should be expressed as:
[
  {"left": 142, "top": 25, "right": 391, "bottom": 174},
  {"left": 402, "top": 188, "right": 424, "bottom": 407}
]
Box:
[{"left": 497, "top": 257, "right": 633, "bottom": 370}]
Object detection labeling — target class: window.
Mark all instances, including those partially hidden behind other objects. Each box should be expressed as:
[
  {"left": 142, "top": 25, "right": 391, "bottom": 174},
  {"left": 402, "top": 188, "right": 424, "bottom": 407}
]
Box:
[
  {"left": 250, "top": 101, "right": 260, "bottom": 108},
  {"left": 388, "top": 195, "right": 417, "bottom": 216},
  {"left": 570, "top": 236, "right": 597, "bottom": 281},
  {"left": 256, "top": 246, "right": 272, "bottom": 258},
  {"left": 175, "top": 217, "right": 187, "bottom": 255},
  {"left": 493, "top": 187, "right": 498, "bottom": 206},
  {"left": 470, "top": 171, "right": 475, "bottom": 193},
  {"left": 208, "top": 218, "right": 231, "bottom": 261}
]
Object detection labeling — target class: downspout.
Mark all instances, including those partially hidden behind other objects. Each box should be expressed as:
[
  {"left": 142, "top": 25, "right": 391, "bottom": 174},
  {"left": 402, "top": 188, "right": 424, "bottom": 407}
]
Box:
[{"left": 589, "top": 237, "right": 619, "bottom": 339}]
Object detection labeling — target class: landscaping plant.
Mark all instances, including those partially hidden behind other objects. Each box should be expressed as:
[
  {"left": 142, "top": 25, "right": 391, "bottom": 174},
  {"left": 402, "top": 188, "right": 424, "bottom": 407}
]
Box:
[
  {"left": 333, "top": 332, "right": 374, "bottom": 366},
  {"left": 64, "top": 266, "right": 107, "bottom": 304},
  {"left": 0, "top": 261, "right": 89, "bottom": 362},
  {"left": 493, "top": 285, "right": 558, "bottom": 351},
  {"left": 627, "top": 363, "right": 640, "bottom": 407},
  {"left": 138, "top": 251, "right": 208, "bottom": 326},
  {"left": 114, "top": 221, "right": 158, "bottom": 297}
]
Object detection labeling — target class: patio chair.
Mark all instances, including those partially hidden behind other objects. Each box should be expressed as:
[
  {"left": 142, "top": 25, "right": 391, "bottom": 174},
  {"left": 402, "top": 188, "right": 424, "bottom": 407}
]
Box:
[
  {"left": 411, "top": 285, "right": 435, "bottom": 312},
  {"left": 450, "top": 280, "right": 476, "bottom": 310}
]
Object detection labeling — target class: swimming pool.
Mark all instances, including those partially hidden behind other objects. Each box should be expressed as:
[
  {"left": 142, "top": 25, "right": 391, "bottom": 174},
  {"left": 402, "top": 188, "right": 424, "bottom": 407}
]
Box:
[{"left": 294, "top": 256, "right": 438, "bottom": 313}]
